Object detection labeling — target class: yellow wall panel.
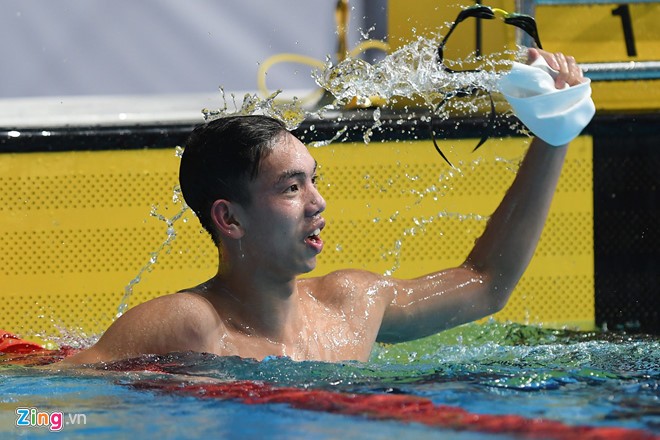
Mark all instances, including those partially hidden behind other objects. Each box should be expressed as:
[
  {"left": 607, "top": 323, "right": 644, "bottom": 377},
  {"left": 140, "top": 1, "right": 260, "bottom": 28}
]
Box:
[{"left": 536, "top": 4, "right": 660, "bottom": 63}]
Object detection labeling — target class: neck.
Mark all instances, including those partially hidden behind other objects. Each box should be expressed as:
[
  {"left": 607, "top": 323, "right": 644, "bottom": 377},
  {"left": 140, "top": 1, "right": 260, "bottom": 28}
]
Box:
[{"left": 209, "top": 253, "right": 300, "bottom": 342}]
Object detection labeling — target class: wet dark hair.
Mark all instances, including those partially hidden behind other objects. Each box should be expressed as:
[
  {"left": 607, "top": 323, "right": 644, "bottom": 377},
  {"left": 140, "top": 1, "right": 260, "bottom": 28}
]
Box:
[{"left": 179, "top": 115, "right": 288, "bottom": 243}]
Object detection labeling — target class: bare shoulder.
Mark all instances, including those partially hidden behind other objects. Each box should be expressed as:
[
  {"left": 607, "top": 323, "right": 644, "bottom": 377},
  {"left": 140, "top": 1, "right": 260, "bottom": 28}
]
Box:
[
  {"left": 140, "top": 291, "right": 221, "bottom": 323},
  {"left": 115, "top": 292, "right": 221, "bottom": 333},
  {"left": 299, "top": 269, "right": 396, "bottom": 308},
  {"left": 114, "top": 292, "right": 224, "bottom": 349},
  {"left": 63, "top": 292, "right": 223, "bottom": 364}
]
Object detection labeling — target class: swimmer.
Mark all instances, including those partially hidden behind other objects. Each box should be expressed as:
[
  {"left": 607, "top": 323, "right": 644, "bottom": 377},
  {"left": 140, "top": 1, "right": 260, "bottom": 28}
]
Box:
[{"left": 63, "top": 48, "right": 592, "bottom": 364}]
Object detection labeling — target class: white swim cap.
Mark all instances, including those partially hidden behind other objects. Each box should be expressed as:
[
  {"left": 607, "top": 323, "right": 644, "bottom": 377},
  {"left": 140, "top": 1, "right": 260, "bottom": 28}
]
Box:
[{"left": 497, "top": 56, "right": 595, "bottom": 146}]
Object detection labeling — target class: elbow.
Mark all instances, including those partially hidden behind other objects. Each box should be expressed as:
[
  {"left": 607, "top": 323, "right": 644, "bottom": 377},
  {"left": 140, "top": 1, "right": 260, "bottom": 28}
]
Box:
[
  {"left": 487, "top": 277, "right": 519, "bottom": 315},
  {"left": 488, "top": 287, "right": 511, "bottom": 315},
  {"left": 462, "top": 263, "right": 520, "bottom": 316}
]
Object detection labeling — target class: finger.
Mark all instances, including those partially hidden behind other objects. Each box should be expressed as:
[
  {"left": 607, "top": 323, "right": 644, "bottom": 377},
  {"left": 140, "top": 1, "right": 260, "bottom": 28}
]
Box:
[
  {"left": 554, "top": 52, "right": 569, "bottom": 89},
  {"left": 539, "top": 50, "right": 560, "bottom": 70},
  {"left": 566, "top": 55, "right": 585, "bottom": 85},
  {"left": 526, "top": 47, "right": 540, "bottom": 64}
]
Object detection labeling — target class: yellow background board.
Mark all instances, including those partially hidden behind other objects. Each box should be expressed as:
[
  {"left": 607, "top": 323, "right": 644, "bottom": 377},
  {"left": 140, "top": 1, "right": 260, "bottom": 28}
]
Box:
[
  {"left": 0, "top": 136, "right": 594, "bottom": 345},
  {"left": 535, "top": 4, "right": 660, "bottom": 63},
  {"left": 387, "top": 1, "right": 660, "bottom": 111}
]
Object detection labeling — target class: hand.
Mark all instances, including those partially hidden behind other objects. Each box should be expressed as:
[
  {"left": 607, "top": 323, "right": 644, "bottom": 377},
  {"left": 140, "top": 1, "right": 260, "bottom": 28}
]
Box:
[{"left": 527, "top": 48, "right": 586, "bottom": 89}]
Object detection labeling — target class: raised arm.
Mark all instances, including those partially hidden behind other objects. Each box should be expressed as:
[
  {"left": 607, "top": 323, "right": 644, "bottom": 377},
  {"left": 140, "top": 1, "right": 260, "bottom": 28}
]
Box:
[{"left": 377, "top": 50, "right": 593, "bottom": 342}]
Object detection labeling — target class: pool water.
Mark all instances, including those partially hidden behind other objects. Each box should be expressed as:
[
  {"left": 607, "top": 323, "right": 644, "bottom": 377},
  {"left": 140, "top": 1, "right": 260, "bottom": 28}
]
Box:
[{"left": 1, "top": 322, "right": 658, "bottom": 439}]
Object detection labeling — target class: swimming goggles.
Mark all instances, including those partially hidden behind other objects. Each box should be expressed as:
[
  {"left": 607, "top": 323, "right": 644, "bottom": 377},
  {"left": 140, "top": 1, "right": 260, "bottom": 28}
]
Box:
[{"left": 433, "top": 5, "right": 544, "bottom": 166}]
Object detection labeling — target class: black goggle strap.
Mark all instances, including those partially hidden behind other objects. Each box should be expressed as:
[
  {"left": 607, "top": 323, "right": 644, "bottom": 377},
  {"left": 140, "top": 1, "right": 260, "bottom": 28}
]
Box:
[
  {"left": 431, "top": 88, "right": 495, "bottom": 168},
  {"left": 432, "top": 5, "right": 542, "bottom": 166}
]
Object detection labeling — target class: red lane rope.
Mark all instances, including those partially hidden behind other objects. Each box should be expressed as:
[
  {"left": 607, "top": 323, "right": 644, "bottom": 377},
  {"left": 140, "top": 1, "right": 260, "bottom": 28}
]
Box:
[
  {"left": 0, "top": 329, "right": 77, "bottom": 365},
  {"left": 130, "top": 379, "right": 659, "bottom": 440},
  {"left": 2, "top": 330, "right": 659, "bottom": 440},
  {"left": 0, "top": 329, "right": 44, "bottom": 353}
]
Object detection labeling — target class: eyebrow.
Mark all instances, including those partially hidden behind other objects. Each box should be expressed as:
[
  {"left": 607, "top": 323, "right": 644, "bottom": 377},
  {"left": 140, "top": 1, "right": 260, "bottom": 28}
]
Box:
[{"left": 276, "top": 160, "right": 318, "bottom": 184}]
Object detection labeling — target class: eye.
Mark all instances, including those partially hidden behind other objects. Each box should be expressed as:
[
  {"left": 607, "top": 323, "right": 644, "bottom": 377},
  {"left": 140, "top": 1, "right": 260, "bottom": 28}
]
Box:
[
  {"left": 311, "top": 175, "right": 319, "bottom": 187},
  {"left": 286, "top": 184, "right": 299, "bottom": 193}
]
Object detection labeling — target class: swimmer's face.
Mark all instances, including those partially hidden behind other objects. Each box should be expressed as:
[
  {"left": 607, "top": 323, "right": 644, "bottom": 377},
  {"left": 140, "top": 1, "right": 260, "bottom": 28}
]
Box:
[{"left": 237, "top": 132, "right": 326, "bottom": 277}]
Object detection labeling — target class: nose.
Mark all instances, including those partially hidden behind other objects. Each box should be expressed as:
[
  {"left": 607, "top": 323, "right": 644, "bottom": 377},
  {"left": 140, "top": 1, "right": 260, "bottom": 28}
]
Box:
[{"left": 307, "top": 185, "right": 326, "bottom": 217}]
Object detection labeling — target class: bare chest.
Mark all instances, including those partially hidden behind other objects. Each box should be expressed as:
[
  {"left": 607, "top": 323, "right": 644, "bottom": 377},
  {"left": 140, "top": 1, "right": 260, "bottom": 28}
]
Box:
[{"left": 210, "top": 300, "right": 380, "bottom": 362}]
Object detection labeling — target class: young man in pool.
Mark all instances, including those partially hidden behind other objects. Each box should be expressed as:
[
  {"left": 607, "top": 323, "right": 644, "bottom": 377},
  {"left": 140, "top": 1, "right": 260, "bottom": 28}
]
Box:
[{"left": 64, "top": 48, "right": 593, "bottom": 364}]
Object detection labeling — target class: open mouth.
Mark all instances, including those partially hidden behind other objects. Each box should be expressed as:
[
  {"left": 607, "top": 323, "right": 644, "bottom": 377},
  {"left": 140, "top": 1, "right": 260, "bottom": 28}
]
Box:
[
  {"left": 304, "top": 227, "right": 324, "bottom": 255},
  {"left": 306, "top": 228, "right": 322, "bottom": 243}
]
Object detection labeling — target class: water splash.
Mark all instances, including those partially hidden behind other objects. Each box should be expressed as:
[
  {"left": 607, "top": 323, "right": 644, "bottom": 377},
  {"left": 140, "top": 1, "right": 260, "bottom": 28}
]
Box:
[
  {"left": 201, "top": 88, "right": 316, "bottom": 131},
  {"left": 308, "top": 125, "right": 348, "bottom": 148},
  {"left": 201, "top": 34, "right": 523, "bottom": 139},
  {"left": 315, "top": 34, "right": 513, "bottom": 109},
  {"left": 115, "top": 192, "right": 189, "bottom": 319}
]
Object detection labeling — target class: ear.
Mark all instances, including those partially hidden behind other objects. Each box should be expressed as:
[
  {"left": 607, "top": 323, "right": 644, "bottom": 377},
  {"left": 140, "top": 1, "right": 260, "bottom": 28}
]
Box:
[{"left": 210, "top": 199, "right": 245, "bottom": 239}]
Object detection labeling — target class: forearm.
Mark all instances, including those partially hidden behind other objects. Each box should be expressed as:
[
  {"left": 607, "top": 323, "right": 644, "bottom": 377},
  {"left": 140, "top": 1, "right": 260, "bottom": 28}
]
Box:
[{"left": 464, "top": 137, "right": 567, "bottom": 302}]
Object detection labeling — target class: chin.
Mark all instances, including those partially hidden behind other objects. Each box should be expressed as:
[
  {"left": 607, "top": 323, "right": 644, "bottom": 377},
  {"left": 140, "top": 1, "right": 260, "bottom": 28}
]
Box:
[{"left": 298, "top": 258, "right": 317, "bottom": 274}]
